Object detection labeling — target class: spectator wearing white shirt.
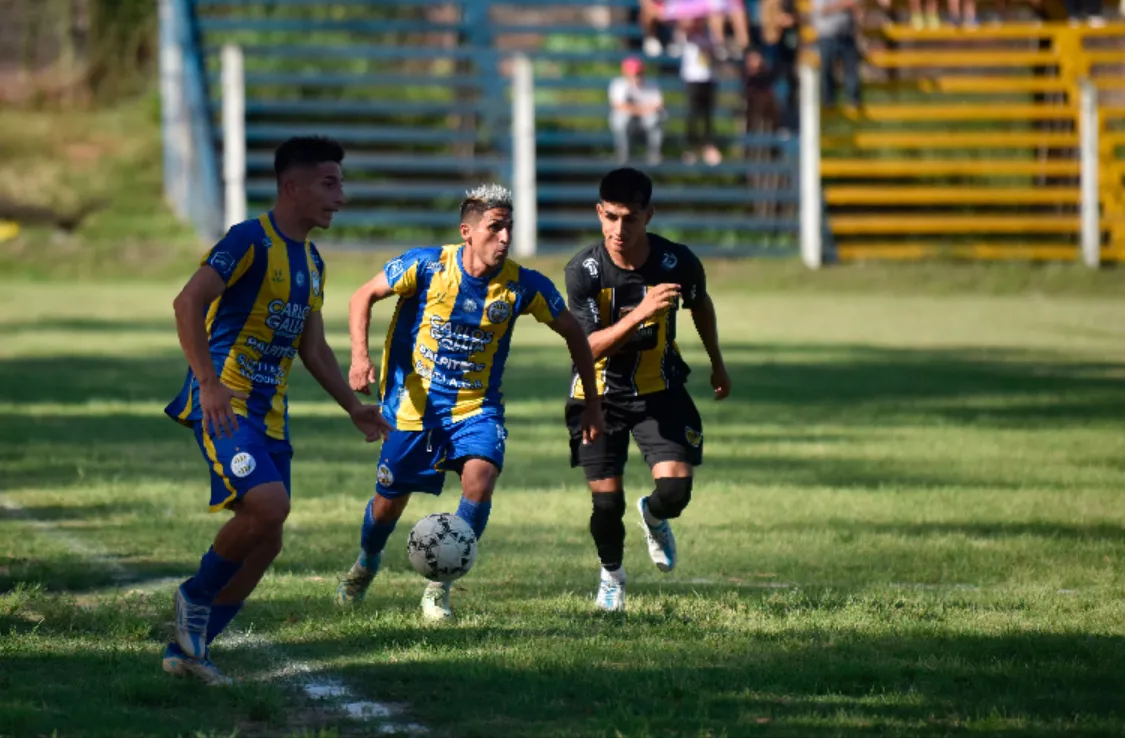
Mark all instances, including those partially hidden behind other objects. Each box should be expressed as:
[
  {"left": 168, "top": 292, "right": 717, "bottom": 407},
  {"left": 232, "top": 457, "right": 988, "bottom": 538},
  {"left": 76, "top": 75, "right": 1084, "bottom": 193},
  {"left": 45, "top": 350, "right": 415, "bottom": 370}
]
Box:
[
  {"left": 608, "top": 57, "right": 666, "bottom": 165},
  {"left": 680, "top": 18, "right": 722, "bottom": 166}
]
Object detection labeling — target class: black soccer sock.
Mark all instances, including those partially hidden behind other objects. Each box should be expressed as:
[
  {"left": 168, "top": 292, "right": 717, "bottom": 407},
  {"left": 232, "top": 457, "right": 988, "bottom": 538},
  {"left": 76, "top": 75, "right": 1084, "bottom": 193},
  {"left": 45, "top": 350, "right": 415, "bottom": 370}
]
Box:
[{"left": 590, "top": 491, "right": 626, "bottom": 571}]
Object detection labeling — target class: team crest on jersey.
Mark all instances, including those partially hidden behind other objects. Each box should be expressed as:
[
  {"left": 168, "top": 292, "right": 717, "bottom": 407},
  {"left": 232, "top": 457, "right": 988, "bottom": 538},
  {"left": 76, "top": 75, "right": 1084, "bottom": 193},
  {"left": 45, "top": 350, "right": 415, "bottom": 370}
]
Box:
[
  {"left": 377, "top": 463, "right": 394, "bottom": 487},
  {"left": 230, "top": 452, "right": 257, "bottom": 478},
  {"left": 485, "top": 300, "right": 511, "bottom": 324},
  {"left": 685, "top": 426, "right": 702, "bottom": 448},
  {"left": 386, "top": 259, "right": 405, "bottom": 280},
  {"left": 295, "top": 271, "right": 306, "bottom": 288},
  {"left": 661, "top": 252, "right": 678, "bottom": 270},
  {"left": 582, "top": 257, "right": 599, "bottom": 278}
]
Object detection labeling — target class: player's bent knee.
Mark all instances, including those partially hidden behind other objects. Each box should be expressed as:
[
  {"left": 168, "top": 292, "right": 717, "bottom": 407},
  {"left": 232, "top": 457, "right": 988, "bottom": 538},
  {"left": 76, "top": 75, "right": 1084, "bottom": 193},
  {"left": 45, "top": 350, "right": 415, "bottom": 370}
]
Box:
[
  {"left": 588, "top": 477, "right": 624, "bottom": 495},
  {"left": 460, "top": 459, "right": 500, "bottom": 502},
  {"left": 591, "top": 490, "right": 626, "bottom": 518},
  {"left": 238, "top": 482, "right": 291, "bottom": 530},
  {"left": 372, "top": 492, "right": 411, "bottom": 523},
  {"left": 651, "top": 477, "right": 692, "bottom": 519}
]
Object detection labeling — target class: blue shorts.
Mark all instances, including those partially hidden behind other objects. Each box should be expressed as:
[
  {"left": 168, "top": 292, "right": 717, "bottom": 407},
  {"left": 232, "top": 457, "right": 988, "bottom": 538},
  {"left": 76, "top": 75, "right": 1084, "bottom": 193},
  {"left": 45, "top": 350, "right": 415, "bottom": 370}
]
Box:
[
  {"left": 376, "top": 415, "right": 506, "bottom": 499},
  {"left": 193, "top": 421, "right": 293, "bottom": 511}
]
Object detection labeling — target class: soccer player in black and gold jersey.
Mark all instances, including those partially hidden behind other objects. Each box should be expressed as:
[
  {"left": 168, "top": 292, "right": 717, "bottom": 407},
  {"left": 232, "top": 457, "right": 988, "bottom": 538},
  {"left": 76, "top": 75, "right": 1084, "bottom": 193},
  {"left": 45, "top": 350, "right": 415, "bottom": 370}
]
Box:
[{"left": 563, "top": 167, "right": 731, "bottom": 612}]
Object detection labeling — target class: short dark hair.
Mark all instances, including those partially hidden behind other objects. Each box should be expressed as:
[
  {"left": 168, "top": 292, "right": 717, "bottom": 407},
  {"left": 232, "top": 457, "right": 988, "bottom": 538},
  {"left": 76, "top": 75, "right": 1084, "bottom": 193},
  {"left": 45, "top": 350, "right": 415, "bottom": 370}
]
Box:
[
  {"left": 460, "top": 183, "right": 513, "bottom": 223},
  {"left": 273, "top": 136, "right": 345, "bottom": 179},
  {"left": 599, "top": 167, "right": 652, "bottom": 208}
]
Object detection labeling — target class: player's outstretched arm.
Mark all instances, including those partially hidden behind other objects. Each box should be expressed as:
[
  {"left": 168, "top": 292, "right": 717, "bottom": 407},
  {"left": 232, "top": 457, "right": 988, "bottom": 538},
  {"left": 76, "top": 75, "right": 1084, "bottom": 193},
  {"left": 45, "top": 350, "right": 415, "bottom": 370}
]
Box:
[
  {"left": 549, "top": 310, "right": 605, "bottom": 443},
  {"left": 299, "top": 311, "right": 391, "bottom": 442},
  {"left": 690, "top": 292, "right": 731, "bottom": 401},
  {"left": 172, "top": 266, "right": 248, "bottom": 438},
  {"left": 348, "top": 271, "right": 396, "bottom": 395}
]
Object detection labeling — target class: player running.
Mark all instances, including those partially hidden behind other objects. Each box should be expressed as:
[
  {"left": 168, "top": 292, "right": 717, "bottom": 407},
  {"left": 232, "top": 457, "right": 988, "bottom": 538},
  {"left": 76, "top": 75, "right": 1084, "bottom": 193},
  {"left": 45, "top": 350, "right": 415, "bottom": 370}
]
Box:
[
  {"left": 163, "top": 137, "right": 390, "bottom": 683},
  {"left": 335, "top": 184, "right": 604, "bottom": 620},
  {"left": 563, "top": 167, "right": 731, "bottom": 612}
]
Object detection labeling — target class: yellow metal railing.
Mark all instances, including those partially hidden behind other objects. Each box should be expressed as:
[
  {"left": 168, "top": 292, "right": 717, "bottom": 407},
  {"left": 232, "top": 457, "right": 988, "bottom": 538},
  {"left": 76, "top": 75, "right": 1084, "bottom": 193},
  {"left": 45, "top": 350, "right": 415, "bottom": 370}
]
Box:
[{"left": 795, "top": 14, "right": 1125, "bottom": 261}]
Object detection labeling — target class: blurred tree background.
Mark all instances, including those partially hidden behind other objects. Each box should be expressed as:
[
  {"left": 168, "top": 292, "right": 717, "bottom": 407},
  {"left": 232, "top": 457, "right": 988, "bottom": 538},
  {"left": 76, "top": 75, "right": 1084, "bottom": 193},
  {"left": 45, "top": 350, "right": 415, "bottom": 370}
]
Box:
[{"left": 0, "top": 0, "right": 157, "bottom": 106}]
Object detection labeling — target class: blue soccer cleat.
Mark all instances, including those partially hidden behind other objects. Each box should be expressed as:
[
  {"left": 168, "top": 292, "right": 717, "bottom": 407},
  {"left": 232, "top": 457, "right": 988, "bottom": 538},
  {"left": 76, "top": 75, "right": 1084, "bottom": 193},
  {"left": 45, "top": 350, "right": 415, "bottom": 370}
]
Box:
[
  {"left": 637, "top": 496, "right": 677, "bottom": 572},
  {"left": 173, "top": 585, "right": 210, "bottom": 659}
]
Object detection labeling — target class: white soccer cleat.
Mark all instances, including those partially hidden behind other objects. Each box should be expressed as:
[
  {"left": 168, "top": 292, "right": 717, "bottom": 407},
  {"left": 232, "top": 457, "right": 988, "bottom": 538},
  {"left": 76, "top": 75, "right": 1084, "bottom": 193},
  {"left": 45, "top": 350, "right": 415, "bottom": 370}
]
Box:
[
  {"left": 174, "top": 585, "right": 210, "bottom": 659},
  {"left": 595, "top": 574, "right": 626, "bottom": 612},
  {"left": 335, "top": 553, "right": 380, "bottom": 607},
  {"left": 162, "top": 643, "right": 233, "bottom": 686},
  {"left": 637, "top": 497, "right": 677, "bottom": 572},
  {"left": 420, "top": 581, "right": 453, "bottom": 621}
]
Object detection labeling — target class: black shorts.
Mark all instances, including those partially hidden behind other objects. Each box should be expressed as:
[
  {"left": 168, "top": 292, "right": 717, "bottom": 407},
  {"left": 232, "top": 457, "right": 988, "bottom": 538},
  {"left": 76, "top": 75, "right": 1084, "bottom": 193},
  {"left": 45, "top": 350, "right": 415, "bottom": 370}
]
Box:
[{"left": 565, "top": 386, "right": 704, "bottom": 482}]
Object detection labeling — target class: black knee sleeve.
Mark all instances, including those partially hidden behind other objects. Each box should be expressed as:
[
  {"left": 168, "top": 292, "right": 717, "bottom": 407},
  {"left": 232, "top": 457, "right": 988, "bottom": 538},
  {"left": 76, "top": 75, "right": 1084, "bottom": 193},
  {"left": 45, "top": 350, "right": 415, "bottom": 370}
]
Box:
[
  {"left": 647, "top": 477, "right": 693, "bottom": 520},
  {"left": 590, "top": 491, "right": 626, "bottom": 570}
]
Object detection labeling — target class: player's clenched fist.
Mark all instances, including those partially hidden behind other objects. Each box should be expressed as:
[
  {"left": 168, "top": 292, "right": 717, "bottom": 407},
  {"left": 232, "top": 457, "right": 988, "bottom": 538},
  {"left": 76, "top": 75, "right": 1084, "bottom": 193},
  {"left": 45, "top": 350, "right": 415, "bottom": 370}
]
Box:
[
  {"left": 635, "top": 283, "right": 681, "bottom": 322},
  {"left": 199, "top": 377, "right": 248, "bottom": 439},
  {"left": 348, "top": 357, "right": 378, "bottom": 394}
]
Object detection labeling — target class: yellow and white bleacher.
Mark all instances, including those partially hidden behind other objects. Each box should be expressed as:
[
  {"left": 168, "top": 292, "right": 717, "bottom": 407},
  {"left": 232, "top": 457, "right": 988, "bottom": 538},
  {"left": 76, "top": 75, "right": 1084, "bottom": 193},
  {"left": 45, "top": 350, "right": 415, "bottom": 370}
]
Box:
[{"left": 797, "top": 4, "right": 1125, "bottom": 262}]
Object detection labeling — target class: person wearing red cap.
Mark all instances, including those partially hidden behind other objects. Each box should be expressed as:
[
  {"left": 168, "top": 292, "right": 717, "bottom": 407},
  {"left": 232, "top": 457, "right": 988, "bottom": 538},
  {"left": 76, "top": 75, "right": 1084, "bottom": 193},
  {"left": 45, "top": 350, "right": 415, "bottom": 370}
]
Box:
[{"left": 608, "top": 57, "right": 665, "bottom": 166}]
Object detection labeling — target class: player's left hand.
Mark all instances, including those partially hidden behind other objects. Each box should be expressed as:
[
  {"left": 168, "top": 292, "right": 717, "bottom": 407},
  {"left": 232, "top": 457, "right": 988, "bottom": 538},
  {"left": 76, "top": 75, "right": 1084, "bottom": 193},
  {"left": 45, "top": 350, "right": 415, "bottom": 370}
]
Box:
[
  {"left": 349, "top": 404, "right": 392, "bottom": 442},
  {"left": 580, "top": 399, "right": 605, "bottom": 444},
  {"left": 711, "top": 364, "right": 731, "bottom": 401}
]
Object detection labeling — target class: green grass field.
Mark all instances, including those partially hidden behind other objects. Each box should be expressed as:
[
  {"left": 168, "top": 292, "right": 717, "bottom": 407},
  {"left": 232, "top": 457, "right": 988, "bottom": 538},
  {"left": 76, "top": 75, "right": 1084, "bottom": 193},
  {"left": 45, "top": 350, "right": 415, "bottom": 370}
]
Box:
[{"left": 2, "top": 267, "right": 1125, "bottom": 738}]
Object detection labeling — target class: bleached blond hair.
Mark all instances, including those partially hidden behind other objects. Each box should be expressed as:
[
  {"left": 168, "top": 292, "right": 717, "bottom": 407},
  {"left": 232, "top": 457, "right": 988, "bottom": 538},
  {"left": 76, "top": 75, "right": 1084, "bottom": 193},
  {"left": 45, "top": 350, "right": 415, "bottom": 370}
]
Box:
[{"left": 460, "top": 183, "right": 513, "bottom": 222}]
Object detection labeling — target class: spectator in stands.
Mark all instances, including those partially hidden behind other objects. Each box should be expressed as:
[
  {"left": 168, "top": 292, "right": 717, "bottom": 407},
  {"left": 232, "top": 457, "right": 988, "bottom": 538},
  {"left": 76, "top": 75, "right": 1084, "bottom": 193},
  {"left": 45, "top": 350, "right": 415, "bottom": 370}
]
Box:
[
  {"left": 680, "top": 17, "right": 723, "bottom": 165},
  {"left": 743, "top": 50, "right": 779, "bottom": 133},
  {"left": 759, "top": 0, "right": 799, "bottom": 132},
  {"left": 884, "top": 0, "right": 977, "bottom": 28},
  {"left": 741, "top": 51, "right": 785, "bottom": 219},
  {"left": 709, "top": 0, "right": 752, "bottom": 58},
  {"left": 813, "top": 0, "right": 862, "bottom": 109},
  {"left": 608, "top": 57, "right": 666, "bottom": 165},
  {"left": 1065, "top": 0, "right": 1105, "bottom": 25},
  {"left": 653, "top": 0, "right": 750, "bottom": 58},
  {"left": 639, "top": 0, "right": 668, "bottom": 56}
]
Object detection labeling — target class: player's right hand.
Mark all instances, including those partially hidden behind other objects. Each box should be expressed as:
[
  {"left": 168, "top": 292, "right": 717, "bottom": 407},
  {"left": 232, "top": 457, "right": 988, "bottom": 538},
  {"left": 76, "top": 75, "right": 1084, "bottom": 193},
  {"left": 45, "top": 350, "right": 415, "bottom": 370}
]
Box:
[
  {"left": 199, "top": 379, "right": 248, "bottom": 439},
  {"left": 636, "top": 283, "right": 681, "bottom": 322},
  {"left": 349, "top": 357, "right": 378, "bottom": 394}
]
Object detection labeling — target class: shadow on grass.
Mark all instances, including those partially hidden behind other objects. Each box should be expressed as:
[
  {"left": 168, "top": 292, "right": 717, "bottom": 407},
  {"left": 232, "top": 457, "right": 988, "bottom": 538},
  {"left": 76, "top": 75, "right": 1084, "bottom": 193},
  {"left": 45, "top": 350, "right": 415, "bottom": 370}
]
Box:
[
  {"left": 275, "top": 624, "right": 1125, "bottom": 738},
  {"left": 0, "top": 343, "right": 1121, "bottom": 425}
]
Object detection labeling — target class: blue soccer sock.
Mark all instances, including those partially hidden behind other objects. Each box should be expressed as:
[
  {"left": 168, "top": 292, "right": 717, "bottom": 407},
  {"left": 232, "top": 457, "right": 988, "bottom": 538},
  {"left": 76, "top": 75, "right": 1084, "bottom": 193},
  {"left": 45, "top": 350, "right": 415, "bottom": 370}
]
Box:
[
  {"left": 206, "top": 602, "right": 243, "bottom": 646},
  {"left": 455, "top": 497, "right": 491, "bottom": 541},
  {"left": 360, "top": 496, "right": 397, "bottom": 565},
  {"left": 181, "top": 547, "right": 242, "bottom": 604}
]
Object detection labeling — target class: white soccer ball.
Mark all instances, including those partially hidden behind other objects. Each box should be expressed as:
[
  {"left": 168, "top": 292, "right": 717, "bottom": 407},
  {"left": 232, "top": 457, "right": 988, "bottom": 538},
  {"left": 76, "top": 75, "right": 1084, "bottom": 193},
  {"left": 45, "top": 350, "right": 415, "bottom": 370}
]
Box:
[{"left": 406, "top": 512, "right": 478, "bottom": 582}]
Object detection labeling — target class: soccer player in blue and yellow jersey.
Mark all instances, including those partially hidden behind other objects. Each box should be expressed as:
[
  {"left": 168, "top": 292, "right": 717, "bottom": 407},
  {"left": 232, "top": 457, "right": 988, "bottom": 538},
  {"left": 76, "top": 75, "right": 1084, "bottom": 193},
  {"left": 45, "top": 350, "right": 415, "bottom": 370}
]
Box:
[
  {"left": 162, "top": 137, "right": 390, "bottom": 683},
  {"left": 335, "top": 184, "right": 604, "bottom": 620}
]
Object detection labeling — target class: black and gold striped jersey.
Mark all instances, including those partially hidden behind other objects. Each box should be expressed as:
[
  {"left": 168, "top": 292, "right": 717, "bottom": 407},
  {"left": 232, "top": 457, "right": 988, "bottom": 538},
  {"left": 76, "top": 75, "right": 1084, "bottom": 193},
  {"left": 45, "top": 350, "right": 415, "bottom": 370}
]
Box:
[{"left": 564, "top": 234, "right": 707, "bottom": 400}]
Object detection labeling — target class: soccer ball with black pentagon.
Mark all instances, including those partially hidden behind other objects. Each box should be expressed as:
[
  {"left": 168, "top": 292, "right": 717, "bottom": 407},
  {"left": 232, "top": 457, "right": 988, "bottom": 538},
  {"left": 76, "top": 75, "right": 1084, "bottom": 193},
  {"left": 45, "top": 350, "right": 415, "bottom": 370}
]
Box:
[{"left": 407, "top": 513, "right": 478, "bottom": 582}]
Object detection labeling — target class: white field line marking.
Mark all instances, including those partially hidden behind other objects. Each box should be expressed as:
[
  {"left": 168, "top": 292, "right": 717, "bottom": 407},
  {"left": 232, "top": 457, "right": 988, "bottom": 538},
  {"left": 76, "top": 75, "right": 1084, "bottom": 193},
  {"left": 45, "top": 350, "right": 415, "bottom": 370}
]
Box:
[
  {"left": 224, "top": 631, "right": 427, "bottom": 734},
  {"left": 0, "top": 496, "right": 427, "bottom": 733},
  {"left": 0, "top": 499, "right": 177, "bottom": 591}
]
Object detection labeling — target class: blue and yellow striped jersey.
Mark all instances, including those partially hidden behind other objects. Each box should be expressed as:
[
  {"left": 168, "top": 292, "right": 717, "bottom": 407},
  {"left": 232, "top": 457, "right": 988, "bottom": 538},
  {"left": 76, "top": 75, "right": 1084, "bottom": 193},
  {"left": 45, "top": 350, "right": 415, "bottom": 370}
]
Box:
[
  {"left": 164, "top": 212, "right": 325, "bottom": 441},
  {"left": 378, "top": 244, "right": 565, "bottom": 431}
]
